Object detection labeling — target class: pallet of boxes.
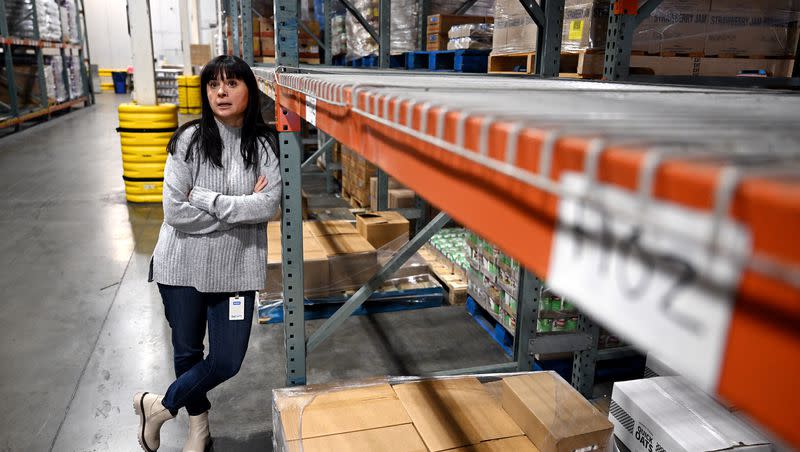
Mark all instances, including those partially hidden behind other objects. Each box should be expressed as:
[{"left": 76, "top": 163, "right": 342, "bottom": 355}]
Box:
[
  {"left": 273, "top": 371, "right": 614, "bottom": 452},
  {"left": 489, "top": 0, "right": 799, "bottom": 78},
  {"left": 254, "top": 16, "right": 321, "bottom": 64},
  {"left": 341, "top": 146, "right": 417, "bottom": 210},
  {"left": 466, "top": 231, "right": 622, "bottom": 356}
]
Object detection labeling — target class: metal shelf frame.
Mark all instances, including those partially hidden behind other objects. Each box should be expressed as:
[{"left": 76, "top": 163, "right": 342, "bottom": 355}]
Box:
[{"left": 0, "top": 0, "right": 93, "bottom": 131}]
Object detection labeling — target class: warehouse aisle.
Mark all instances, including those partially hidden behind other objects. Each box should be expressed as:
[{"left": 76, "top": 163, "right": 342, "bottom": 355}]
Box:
[{"left": 0, "top": 94, "right": 509, "bottom": 451}]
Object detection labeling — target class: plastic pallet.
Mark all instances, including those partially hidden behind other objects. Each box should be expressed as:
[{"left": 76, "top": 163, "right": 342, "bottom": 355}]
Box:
[
  {"left": 466, "top": 296, "right": 514, "bottom": 356},
  {"left": 258, "top": 286, "right": 444, "bottom": 324},
  {"left": 405, "top": 50, "right": 490, "bottom": 72}
]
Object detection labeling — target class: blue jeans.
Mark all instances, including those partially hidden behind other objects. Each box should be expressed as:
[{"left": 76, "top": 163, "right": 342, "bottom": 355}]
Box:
[{"left": 158, "top": 284, "right": 255, "bottom": 416}]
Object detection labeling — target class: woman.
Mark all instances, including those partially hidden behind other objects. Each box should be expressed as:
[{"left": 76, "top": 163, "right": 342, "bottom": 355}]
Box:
[{"left": 133, "top": 55, "right": 281, "bottom": 452}]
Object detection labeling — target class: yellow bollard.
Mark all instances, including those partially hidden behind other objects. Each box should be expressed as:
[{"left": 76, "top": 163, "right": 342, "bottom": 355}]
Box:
[
  {"left": 117, "top": 103, "right": 178, "bottom": 203},
  {"left": 178, "top": 75, "right": 202, "bottom": 115}
]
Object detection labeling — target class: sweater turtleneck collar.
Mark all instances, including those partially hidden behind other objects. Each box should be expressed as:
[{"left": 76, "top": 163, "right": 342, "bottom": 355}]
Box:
[{"left": 214, "top": 117, "right": 243, "bottom": 140}]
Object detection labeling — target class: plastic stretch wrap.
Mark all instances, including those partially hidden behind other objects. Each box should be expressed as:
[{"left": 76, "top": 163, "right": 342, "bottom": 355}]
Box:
[
  {"left": 60, "top": 0, "right": 81, "bottom": 43},
  {"left": 447, "top": 23, "right": 494, "bottom": 49},
  {"left": 272, "top": 371, "right": 613, "bottom": 452},
  {"left": 346, "top": 0, "right": 496, "bottom": 59},
  {"left": 6, "top": 0, "right": 62, "bottom": 41},
  {"left": 67, "top": 55, "right": 83, "bottom": 99},
  {"left": 331, "top": 14, "right": 348, "bottom": 56},
  {"left": 491, "top": 0, "right": 538, "bottom": 54},
  {"left": 43, "top": 63, "right": 56, "bottom": 103},
  {"left": 49, "top": 55, "right": 68, "bottom": 102},
  {"left": 559, "top": 0, "right": 800, "bottom": 56}
]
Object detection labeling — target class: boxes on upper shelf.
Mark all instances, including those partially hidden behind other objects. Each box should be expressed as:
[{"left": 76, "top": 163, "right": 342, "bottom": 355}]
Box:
[{"left": 355, "top": 211, "right": 410, "bottom": 249}]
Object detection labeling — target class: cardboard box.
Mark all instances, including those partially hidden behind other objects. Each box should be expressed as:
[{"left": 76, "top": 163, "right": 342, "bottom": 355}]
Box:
[
  {"left": 427, "top": 14, "right": 494, "bottom": 35},
  {"left": 253, "top": 37, "right": 261, "bottom": 56},
  {"left": 356, "top": 211, "right": 410, "bottom": 249},
  {"left": 705, "top": 0, "right": 800, "bottom": 57},
  {"left": 276, "top": 383, "right": 412, "bottom": 442},
  {"left": 427, "top": 33, "right": 449, "bottom": 51},
  {"left": 266, "top": 222, "right": 330, "bottom": 295},
  {"left": 561, "top": 0, "right": 609, "bottom": 52},
  {"left": 311, "top": 221, "right": 378, "bottom": 289},
  {"left": 190, "top": 44, "right": 212, "bottom": 66},
  {"left": 448, "top": 436, "right": 541, "bottom": 452},
  {"left": 501, "top": 372, "right": 612, "bottom": 452},
  {"left": 286, "top": 424, "right": 427, "bottom": 452},
  {"left": 633, "top": 0, "right": 710, "bottom": 54},
  {"left": 369, "top": 176, "right": 403, "bottom": 210},
  {"left": 261, "top": 37, "right": 275, "bottom": 55},
  {"left": 389, "top": 189, "right": 416, "bottom": 209},
  {"left": 393, "top": 377, "right": 525, "bottom": 451},
  {"left": 492, "top": 0, "right": 538, "bottom": 54},
  {"left": 610, "top": 377, "right": 771, "bottom": 452}
]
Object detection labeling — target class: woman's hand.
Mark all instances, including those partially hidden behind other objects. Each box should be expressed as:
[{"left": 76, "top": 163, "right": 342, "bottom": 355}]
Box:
[{"left": 253, "top": 176, "right": 267, "bottom": 193}]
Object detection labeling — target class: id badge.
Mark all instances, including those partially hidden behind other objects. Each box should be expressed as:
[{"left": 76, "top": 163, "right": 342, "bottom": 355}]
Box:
[{"left": 229, "top": 295, "right": 245, "bottom": 321}]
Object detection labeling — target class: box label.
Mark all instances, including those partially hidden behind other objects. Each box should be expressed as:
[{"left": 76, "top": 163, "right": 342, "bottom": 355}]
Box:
[
  {"left": 305, "top": 96, "right": 317, "bottom": 126},
  {"left": 548, "top": 173, "right": 749, "bottom": 390},
  {"left": 569, "top": 20, "right": 585, "bottom": 40}
]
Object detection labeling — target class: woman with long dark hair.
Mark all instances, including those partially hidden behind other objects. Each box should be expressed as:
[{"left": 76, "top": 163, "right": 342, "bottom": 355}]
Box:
[{"left": 133, "top": 55, "right": 280, "bottom": 452}]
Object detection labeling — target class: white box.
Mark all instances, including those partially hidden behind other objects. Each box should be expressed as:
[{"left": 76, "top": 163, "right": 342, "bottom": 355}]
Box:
[
  {"left": 644, "top": 354, "right": 678, "bottom": 378},
  {"left": 610, "top": 377, "right": 771, "bottom": 452}
]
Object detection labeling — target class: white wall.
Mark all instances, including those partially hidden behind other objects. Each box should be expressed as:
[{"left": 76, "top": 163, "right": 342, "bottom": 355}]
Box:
[
  {"left": 85, "top": 0, "right": 132, "bottom": 69},
  {"left": 150, "top": 0, "right": 182, "bottom": 64}
]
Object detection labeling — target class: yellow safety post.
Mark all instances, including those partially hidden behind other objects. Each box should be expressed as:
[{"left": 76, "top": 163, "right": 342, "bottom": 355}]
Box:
[
  {"left": 177, "top": 75, "right": 202, "bottom": 115},
  {"left": 116, "top": 103, "right": 178, "bottom": 202}
]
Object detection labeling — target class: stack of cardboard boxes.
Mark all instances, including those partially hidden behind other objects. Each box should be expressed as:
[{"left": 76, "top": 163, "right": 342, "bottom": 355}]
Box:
[
  {"left": 273, "top": 372, "right": 613, "bottom": 452},
  {"left": 427, "top": 14, "right": 494, "bottom": 51},
  {"left": 341, "top": 147, "right": 376, "bottom": 207}
]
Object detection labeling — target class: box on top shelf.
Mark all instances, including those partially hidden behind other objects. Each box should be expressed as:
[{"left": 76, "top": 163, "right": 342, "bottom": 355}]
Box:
[
  {"left": 427, "top": 14, "right": 495, "bottom": 35},
  {"left": 355, "top": 211, "right": 410, "bottom": 249},
  {"left": 611, "top": 377, "right": 772, "bottom": 452},
  {"left": 491, "top": 0, "right": 539, "bottom": 55},
  {"left": 705, "top": 0, "right": 800, "bottom": 57}
]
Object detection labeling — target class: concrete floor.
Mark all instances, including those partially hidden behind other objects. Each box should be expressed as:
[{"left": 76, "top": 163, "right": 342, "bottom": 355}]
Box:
[{"left": 0, "top": 94, "right": 510, "bottom": 451}]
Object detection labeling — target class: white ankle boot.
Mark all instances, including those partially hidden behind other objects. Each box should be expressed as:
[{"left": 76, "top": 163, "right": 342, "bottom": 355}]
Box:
[
  {"left": 133, "top": 392, "right": 175, "bottom": 452},
  {"left": 183, "top": 412, "right": 212, "bottom": 452}
]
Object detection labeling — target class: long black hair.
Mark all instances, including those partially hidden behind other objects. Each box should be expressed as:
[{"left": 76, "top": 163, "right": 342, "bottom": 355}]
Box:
[{"left": 167, "top": 55, "right": 277, "bottom": 170}]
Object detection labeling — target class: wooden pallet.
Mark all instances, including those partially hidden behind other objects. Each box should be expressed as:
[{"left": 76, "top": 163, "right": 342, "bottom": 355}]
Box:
[
  {"left": 489, "top": 49, "right": 795, "bottom": 78},
  {"left": 419, "top": 244, "right": 468, "bottom": 305}
]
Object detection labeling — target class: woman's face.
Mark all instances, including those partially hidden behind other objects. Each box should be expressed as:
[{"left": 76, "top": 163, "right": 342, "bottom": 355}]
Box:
[{"left": 207, "top": 75, "right": 249, "bottom": 125}]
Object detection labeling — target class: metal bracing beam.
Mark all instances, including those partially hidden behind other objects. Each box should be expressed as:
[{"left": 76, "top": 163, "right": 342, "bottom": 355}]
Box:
[
  {"left": 241, "top": 0, "right": 254, "bottom": 65},
  {"left": 307, "top": 211, "right": 451, "bottom": 353},
  {"left": 417, "top": 0, "right": 429, "bottom": 50},
  {"left": 298, "top": 20, "right": 330, "bottom": 55},
  {"left": 515, "top": 269, "right": 542, "bottom": 370},
  {"left": 377, "top": 169, "right": 389, "bottom": 210},
  {"left": 571, "top": 313, "right": 600, "bottom": 397},
  {"left": 0, "top": 0, "right": 20, "bottom": 118},
  {"left": 635, "top": 0, "right": 665, "bottom": 27},
  {"left": 428, "top": 362, "right": 518, "bottom": 376},
  {"left": 453, "top": 0, "right": 479, "bottom": 15},
  {"left": 517, "top": 0, "right": 545, "bottom": 27},
  {"left": 301, "top": 136, "right": 335, "bottom": 169},
  {"left": 379, "top": 0, "right": 390, "bottom": 67},
  {"left": 339, "top": 0, "right": 379, "bottom": 42}
]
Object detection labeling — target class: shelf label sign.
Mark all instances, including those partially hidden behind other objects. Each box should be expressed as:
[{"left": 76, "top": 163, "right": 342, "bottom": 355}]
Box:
[
  {"left": 306, "top": 96, "right": 317, "bottom": 126},
  {"left": 548, "top": 172, "right": 750, "bottom": 390}
]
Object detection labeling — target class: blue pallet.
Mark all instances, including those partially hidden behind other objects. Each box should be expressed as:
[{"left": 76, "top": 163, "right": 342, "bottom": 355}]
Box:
[
  {"left": 345, "top": 54, "right": 405, "bottom": 68},
  {"left": 259, "top": 286, "right": 444, "bottom": 324},
  {"left": 466, "top": 296, "right": 514, "bottom": 357},
  {"left": 331, "top": 55, "right": 347, "bottom": 66},
  {"left": 404, "top": 50, "right": 490, "bottom": 72}
]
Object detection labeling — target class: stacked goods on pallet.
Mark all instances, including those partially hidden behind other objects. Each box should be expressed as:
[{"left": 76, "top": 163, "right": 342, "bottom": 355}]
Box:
[
  {"left": 43, "top": 63, "right": 56, "bottom": 104},
  {"left": 273, "top": 372, "right": 612, "bottom": 452},
  {"left": 421, "top": 228, "right": 469, "bottom": 305},
  {"left": 331, "top": 14, "right": 348, "bottom": 57},
  {"left": 6, "top": 0, "right": 62, "bottom": 41},
  {"left": 49, "top": 55, "right": 68, "bottom": 102},
  {"left": 368, "top": 176, "right": 417, "bottom": 209},
  {"left": 66, "top": 55, "right": 83, "bottom": 98},
  {"left": 492, "top": 0, "right": 800, "bottom": 76},
  {"left": 60, "top": 0, "right": 80, "bottom": 43},
  {"left": 0, "top": 63, "right": 45, "bottom": 107},
  {"left": 341, "top": 147, "right": 376, "bottom": 207},
  {"left": 447, "top": 23, "right": 495, "bottom": 50},
  {"left": 255, "top": 16, "right": 321, "bottom": 63},
  {"left": 427, "top": 14, "right": 494, "bottom": 51},
  {"left": 345, "top": 0, "right": 495, "bottom": 59}
]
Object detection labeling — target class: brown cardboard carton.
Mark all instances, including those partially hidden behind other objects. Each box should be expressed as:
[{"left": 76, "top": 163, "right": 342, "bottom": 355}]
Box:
[
  {"left": 266, "top": 222, "right": 329, "bottom": 295},
  {"left": 190, "top": 44, "right": 212, "bottom": 66},
  {"left": 562, "top": 0, "right": 609, "bottom": 52},
  {"left": 634, "top": 0, "right": 710, "bottom": 54},
  {"left": 447, "top": 436, "right": 542, "bottom": 452},
  {"left": 427, "top": 33, "right": 449, "bottom": 51},
  {"left": 389, "top": 189, "right": 416, "bottom": 209},
  {"left": 501, "top": 372, "right": 612, "bottom": 452},
  {"left": 253, "top": 37, "right": 262, "bottom": 57},
  {"left": 369, "top": 176, "right": 403, "bottom": 210},
  {"left": 310, "top": 221, "right": 378, "bottom": 289},
  {"left": 276, "top": 383, "right": 412, "bottom": 442},
  {"left": 705, "top": 0, "right": 800, "bottom": 57},
  {"left": 356, "top": 211, "right": 410, "bottom": 249},
  {"left": 427, "top": 14, "right": 494, "bottom": 35},
  {"left": 492, "top": 0, "right": 538, "bottom": 54},
  {"left": 393, "top": 377, "right": 525, "bottom": 451},
  {"left": 261, "top": 37, "right": 275, "bottom": 55},
  {"left": 286, "top": 424, "right": 427, "bottom": 452}
]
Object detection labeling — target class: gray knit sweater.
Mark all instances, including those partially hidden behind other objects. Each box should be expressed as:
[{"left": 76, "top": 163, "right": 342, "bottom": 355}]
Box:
[{"left": 151, "top": 119, "right": 281, "bottom": 293}]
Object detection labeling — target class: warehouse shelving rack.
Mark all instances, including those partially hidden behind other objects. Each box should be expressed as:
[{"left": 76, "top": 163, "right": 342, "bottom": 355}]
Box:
[
  {"left": 240, "top": 0, "right": 800, "bottom": 446},
  {"left": 0, "top": 0, "right": 93, "bottom": 131}
]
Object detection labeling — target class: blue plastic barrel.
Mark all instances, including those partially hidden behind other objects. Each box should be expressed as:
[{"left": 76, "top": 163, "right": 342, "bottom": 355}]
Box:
[{"left": 111, "top": 71, "right": 127, "bottom": 94}]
